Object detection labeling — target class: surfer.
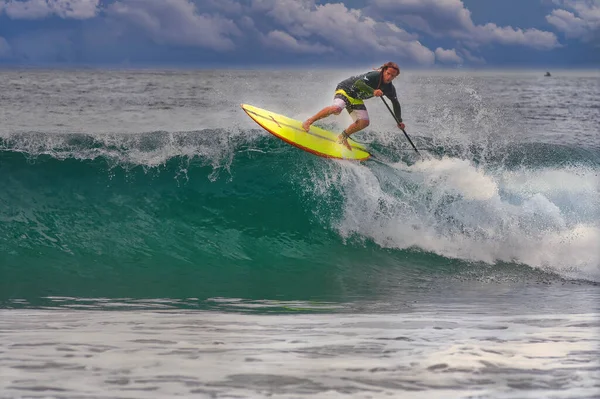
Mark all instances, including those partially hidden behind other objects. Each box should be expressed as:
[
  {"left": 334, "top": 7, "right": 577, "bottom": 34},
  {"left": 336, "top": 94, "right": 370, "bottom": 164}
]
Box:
[{"left": 302, "top": 61, "right": 405, "bottom": 150}]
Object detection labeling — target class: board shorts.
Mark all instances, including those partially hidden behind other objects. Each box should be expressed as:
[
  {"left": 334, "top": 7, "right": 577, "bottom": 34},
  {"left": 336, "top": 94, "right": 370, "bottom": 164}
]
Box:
[{"left": 333, "top": 89, "right": 369, "bottom": 122}]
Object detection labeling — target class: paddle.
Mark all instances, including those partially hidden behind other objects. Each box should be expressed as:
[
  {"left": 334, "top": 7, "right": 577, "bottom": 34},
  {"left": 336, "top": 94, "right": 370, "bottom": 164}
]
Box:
[{"left": 380, "top": 97, "right": 422, "bottom": 158}]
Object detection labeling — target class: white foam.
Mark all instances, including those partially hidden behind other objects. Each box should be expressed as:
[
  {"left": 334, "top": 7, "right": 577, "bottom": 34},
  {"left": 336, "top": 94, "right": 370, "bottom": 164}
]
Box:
[
  {"left": 405, "top": 156, "right": 499, "bottom": 200},
  {"left": 317, "top": 158, "right": 600, "bottom": 281}
]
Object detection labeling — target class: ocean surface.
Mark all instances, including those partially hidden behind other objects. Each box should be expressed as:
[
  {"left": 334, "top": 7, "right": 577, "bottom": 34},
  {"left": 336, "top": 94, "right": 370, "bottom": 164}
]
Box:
[{"left": 0, "top": 68, "right": 599, "bottom": 398}]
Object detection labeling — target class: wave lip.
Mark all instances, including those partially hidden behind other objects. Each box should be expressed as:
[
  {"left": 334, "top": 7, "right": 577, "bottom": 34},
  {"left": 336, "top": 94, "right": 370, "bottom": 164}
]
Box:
[{"left": 0, "top": 129, "right": 251, "bottom": 168}]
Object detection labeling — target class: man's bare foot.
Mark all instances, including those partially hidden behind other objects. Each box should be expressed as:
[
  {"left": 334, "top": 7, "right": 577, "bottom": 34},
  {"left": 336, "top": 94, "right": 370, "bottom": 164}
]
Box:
[
  {"left": 337, "top": 134, "right": 352, "bottom": 151},
  {"left": 302, "top": 119, "right": 312, "bottom": 131}
]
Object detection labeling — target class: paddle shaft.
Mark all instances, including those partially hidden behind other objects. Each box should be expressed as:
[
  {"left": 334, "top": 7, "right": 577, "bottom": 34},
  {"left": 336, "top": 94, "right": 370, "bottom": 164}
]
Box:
[{"left": 380, "top": 97, "right": 421, "bottom": 157}]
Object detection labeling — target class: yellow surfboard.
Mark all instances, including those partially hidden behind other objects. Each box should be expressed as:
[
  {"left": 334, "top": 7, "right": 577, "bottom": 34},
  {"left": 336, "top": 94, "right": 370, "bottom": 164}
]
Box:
[{"left": 241, "top": 104, "right": 371, "bottom": 161}]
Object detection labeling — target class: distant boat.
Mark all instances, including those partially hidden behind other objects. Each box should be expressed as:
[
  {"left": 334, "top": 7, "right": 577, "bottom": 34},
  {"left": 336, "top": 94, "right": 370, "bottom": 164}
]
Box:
[{"left": 544, "top": 71, "right": 551, "bottom": 77}]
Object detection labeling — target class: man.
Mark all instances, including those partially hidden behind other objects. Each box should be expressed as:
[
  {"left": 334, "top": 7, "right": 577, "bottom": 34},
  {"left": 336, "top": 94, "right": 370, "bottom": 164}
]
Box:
[{"left": 302, "top": 62, "right": 405, "bottom": 150}]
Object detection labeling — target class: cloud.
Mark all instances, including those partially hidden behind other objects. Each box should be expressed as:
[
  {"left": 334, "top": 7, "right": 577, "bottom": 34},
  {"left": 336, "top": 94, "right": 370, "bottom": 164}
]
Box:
[
  {"left": 106, "top": 0, "right": 241, "bottom": 51},
  {"left": 459, "top": 47, "right": 485, "bottom": 64},
  {"left": 435, "top": 47, "right": 463, "bottom": 64},
  {"left": 262, "top": 30, "right": 331, "bottom": 54},
  {"left": 546, "top": 0, "right": 600, "bottom": 42},
  {"left": 201, "top": 0, "right": 244, "bottom": 15},
  {"left": 368, "top": 0, "right": 560, "bottom": 50},
  {"left": 249, "top": 0, "right": 435, "bottom": 64},
  {"left": 473, "top": 24, "right": 560, "bottom": 50},
  {"left": 547, "top": 9, "right": 588, "bottom": 38},
  {"left": 1, "top": 0, "right": 100, "bottom": 19},
  {"left": 369, "top": 0, "right": 474, "bottom": 35}
]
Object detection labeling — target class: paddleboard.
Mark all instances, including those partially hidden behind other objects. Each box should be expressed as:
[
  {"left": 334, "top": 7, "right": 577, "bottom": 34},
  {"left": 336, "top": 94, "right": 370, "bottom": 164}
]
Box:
[{"left": 241, "top": 104, "right": 370, "bottom": 161}]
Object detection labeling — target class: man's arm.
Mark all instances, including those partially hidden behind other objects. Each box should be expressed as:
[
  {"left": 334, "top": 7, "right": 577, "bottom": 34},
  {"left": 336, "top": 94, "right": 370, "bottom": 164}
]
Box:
[
  {"left": 385, "top": 86, "right": 402, "bottom": 122},
  {"left": 391, "top": 97, "right": 402, "bottom": 122},
  {"left": 353, "top": 72, "right": 380, "bottom": 96},
  {"left": 354, "top": 78, "right": 374, "bottom": 96}
]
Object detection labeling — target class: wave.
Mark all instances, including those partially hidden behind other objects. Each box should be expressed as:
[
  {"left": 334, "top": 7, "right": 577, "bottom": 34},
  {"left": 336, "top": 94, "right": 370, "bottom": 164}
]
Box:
[{"left": 1, "top": 130, "right": 599, "bottom": 303}]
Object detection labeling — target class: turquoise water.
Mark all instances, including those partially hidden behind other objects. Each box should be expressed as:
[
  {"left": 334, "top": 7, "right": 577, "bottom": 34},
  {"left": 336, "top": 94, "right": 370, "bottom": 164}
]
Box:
[{"left": 2, "top": 133, "right": 598, "bottom": 304}]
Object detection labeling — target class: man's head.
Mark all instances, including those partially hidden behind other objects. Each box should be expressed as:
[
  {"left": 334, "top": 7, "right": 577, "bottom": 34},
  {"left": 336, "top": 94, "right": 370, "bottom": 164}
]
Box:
[{"left": 381, "top": 61, "right": 399, "bottom": 83}]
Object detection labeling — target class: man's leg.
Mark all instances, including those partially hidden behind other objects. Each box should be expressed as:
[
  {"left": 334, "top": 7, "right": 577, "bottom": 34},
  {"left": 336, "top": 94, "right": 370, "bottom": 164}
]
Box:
[
  {"left": 338, "top": 109, "right": 369, "bottom": 150},
  {"left": 302, "top": 106, "right": 342, "bottom": 131},
  {"left": 302, "top": 97, "right": 346, "bottom": 131},
  {"left": 343, "top": 118, "right": 370, "bottom": 136}
]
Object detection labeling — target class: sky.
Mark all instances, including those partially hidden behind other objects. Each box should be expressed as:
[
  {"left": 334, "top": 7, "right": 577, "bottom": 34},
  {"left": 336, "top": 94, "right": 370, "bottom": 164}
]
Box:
[{"left": 0, "top": 0, "right": 598, "bottom": 68}]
